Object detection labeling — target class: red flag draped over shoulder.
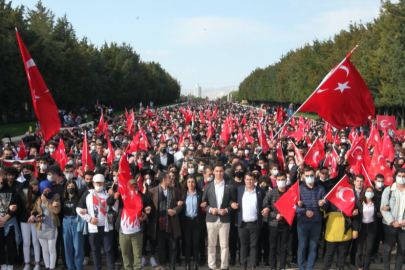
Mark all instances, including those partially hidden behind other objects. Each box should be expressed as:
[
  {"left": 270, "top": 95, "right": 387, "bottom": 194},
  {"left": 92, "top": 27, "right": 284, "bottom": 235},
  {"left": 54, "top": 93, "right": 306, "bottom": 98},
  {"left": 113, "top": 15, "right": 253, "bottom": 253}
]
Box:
[
  {"left": 299, "top": 46, "right": 375, "bottom": 130},
  {"left": 16, "top": 29, "right": 61, "bottom": 142},
  {"left": 274, "top": 181, "right": 300, "bottom": 226}
]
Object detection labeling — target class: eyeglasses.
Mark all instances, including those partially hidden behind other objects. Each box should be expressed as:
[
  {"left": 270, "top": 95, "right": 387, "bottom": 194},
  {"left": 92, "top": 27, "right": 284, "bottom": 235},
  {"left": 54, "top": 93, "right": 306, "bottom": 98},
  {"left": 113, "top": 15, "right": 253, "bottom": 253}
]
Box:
[{"left": 320, "top": 172, "right": 328, "bottom": 175}]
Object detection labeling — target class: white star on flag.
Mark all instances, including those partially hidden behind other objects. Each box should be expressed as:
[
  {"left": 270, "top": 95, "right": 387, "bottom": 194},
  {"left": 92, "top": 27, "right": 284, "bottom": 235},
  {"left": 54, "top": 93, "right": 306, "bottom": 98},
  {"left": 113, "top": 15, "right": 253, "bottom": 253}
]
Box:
[
  {"left": 334, "top": 81, "right": 351, "bottom": 93},
  {"left": 122, "top": 194, "right": 127, "bottom": 200},
  {"left": 380, "top": 166, "right": 385, "bottom": 170}
]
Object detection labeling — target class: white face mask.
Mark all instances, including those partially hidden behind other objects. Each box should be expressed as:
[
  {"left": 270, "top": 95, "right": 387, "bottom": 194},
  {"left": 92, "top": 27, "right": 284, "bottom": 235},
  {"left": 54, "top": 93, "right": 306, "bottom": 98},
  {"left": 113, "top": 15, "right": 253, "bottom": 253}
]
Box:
[
  {"left": 206, "top": 177, "right": 214, "bottom": 182},
  {"left": 146, "top": 179, "right": 151, "bottom": 186},
  {"left": 94, "top": 186, "right": 103, "bottom": 192},
  {"left": 277, "top": 181, "right": 286, "bottom": 188},
  {"left": 47, "top": 175, "right": 54, "bottom": 182},
  {"left": 198, "top": 165, "right": 204, "bottom": 171},
  {"left": 90, "top": 146, "right": 96, "bottom": 151},
  {"left": 260, "top": 165, "right": 265, "bottom": 169},
  {"left": 396, "top": 177, "right": 405, "bottom": 185},
  {"left": 65, "top": 173, "right": 74, "bottom": 180},
  {"left": 272, "top": 170, "right": 279, "bottom": 175},
  {"left": 40, "top": 164, "right": 48, "bottom": 170},
  {"left": 180, "top": 147, "right": 186, "bottom": 152},
  {"left": 100, "top": 161, "right": 106, "bottom": 165},
  {"left": 233, "top": 148, "right": 238, "bottom": 153},
  {"left": 244, "top": 150, "right": 249, "bottom": 155},
  {"left": 113, "top": 176, "right": 118, "bottom": 183},
  {"left": 288, "top": 164, "right": 294, "bottom": 170},
  {"left": 49, "top": 148, "right": 55, "bottom": 153},
  {"left": 376, "top": 182, "right": 384, "bottom": 188},
  {"left": 189, "top": 147, "right": 194, "bottom": 151},
  {"left": 45, "top": 149, "right": 49, "bottom": 153},
  {"left": 146, "top": 157, "right": 150, "bottom": 161},
  {"left": 305, "top": 176, "right": 315, "bottom": 184},
  {"left": 188, "top": 168, "right": 195, "bottom": 174},
  {"left": 67, "top": 160, "right": 74, "bottom": 165}
]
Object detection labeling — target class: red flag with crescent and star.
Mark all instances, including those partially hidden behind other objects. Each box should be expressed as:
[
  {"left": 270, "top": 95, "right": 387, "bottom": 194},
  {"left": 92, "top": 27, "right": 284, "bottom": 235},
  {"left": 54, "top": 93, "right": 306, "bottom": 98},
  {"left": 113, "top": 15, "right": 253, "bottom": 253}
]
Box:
[
  {"left": 345, "top": 137, "right": 371, "bottom": 175},
  {"left": 274, "top": 181, "right": 300, "bottom": 226},
  {"left": 303, "top": 138, "right": 325, "bottom": 169},
  {"left": 377, "top": 115, "right": 396, "bottom": 131},
  {"left": 325, "top": 176, "right": 355, "bottom": 216},
  {"left": 299, "top": 46, "right": 375, "bottom": 130},
  {"left": 382, "top": 128, "right": 395, "bottom": 162},
  {"left": 369, "top": 145, "right": 394, "bottom": 186},
  {"left": 16, "top": 29, "right": 61, "bottom": 142}
]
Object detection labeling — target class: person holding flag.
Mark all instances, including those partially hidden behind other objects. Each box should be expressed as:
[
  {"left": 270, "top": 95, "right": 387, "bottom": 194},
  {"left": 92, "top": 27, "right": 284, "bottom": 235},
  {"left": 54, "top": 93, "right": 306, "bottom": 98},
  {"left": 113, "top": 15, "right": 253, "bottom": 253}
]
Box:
[{"left": 107, "top": 173, "right": 154, "bottom": 270}]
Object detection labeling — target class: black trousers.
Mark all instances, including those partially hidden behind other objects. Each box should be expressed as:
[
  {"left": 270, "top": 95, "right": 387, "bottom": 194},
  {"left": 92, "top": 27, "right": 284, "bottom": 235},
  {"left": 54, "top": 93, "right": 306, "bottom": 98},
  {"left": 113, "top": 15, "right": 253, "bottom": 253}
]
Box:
[
  {"left": 84, "top": 234, "right": 91, "bottom": 257},
  {"left": 229, "top": 216, "right": 239, "bottom": 260},
  {"left": 383, "top": 224, "right": 405, "bottom": 270},
  {"left": 0, "top": 226, "right": 16, "bottom": 265},
  {"left": 269, "top": 224, "right": 290, "bottom": 269},
  {"left": 142, "top": 224, "right": 157, "bottom": 256},
  {"left": 184, "top": 217, "right": 201, "bottom": 264},
  {"left": 257, "top": 222, "right": 270, "bottom": 263},
  {"left": 199, "top": 222, "right": 207, "bottom": 260},
  {"left": 292, "top": 219, "right": 298, "bottom": 259},
  {"left": 372, "top": 217, "right": 384, "bottom": 254},
  {"left": 238, "top": 222, "right": 259, "bottom": 268},
  {"left": 157, "top": 230, "right": 177, "bottom": 268},
  {"left": 324, "top": 240, "right": 350, "bottom": 268},
  {"left": 56, "top": 225, "right": 66, "bottom": 265},
  {"left": 356, "top": 222, "right": 376, "bottom": 270}
]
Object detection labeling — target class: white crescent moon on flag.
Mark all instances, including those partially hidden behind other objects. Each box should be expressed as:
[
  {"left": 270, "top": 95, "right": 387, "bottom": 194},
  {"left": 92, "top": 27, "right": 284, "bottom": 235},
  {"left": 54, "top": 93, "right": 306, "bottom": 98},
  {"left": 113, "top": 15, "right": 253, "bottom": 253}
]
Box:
[
  {"left": 378, "top": 155, "right": 385, "bottom": 164},
  {"left": 338, "top": 187, "right": 353, "bottom": 202},
  {"left": 351, "top": 146, "right": 363, "bottom": 158},
  {"left": 339, "top": 65, "right": 350, "bottom": 77},
  {"left": 313, "top": 151, "right": 320, "bottom": 163},
  {"left": 381, "top": 120, "right": 388, "bottom": 128}
]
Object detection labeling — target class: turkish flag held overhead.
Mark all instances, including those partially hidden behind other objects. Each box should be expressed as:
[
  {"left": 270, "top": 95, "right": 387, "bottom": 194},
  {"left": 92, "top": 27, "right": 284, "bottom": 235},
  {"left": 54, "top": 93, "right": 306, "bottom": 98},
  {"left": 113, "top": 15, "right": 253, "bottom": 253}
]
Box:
[
  {"left": 16, "top": 29, "right": 61, "bottom": 142},
  {"left": 299, "top": 46, "right": 375, "bottom": 130},
  {"left": 53, "top": 138, "right": 68, "bottom": 170},
  {"left": 97, "top": 111, "right": 104, "bottom": 137},
  {"left": 382, "top": 129, "right": 395, "bottom": 162},
  {"left": 368, "top": 125, "right": 382, "bottom": 149},
  {"left": 274, "top": 181, "right": 300, "bottom": 226},
  {"left": 277, "top": 107, "right": 287, "bottom": 125},
  {"left": 325, "top": 176, "right": 355, "bottom": 216},
  {"left": 82, "top": 132, "right": 95, "bottom": 171},
  {"left": 276, "top": 143, "right": 285, "bottom": 171},
  {"left": 303, "top": 138, "right": 325, "bottom": 169},
  {"left": 368, "top": 145, "right": 393, "bottom": 185},
  {"left": 345, "top": 137, "right": 371, "bottom": 175},
  {"left": 377, "top": 115, "right": 396, "bottom": 131},
  {"left": 17, "top": 140, "right": 28, "bottom": 160}
]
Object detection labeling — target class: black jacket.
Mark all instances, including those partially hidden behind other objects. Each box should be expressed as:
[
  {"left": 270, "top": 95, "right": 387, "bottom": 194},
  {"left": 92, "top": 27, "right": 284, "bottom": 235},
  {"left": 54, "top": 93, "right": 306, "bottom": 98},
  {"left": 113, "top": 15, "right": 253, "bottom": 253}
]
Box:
[
  {"left": 233, "top": 185, "right": 266, "bottom": 229},
  {"left": 152, "top": 153, "right": 174, "bottom": 171},
  {"left": 352, "top": 199, "right": 380, "bottom": 232},
  {"left": 263, "top": 187, "right": 290, "bottom": 228}
]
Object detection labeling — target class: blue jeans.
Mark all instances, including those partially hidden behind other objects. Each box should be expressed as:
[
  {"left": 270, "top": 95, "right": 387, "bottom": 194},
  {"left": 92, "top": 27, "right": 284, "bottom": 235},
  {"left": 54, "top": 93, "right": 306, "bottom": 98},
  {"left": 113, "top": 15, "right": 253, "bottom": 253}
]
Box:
[
  {"left": 89, "top": 226, "right": 115, "bottom": 270},
  {"left": 297, "top": 221, "right": 322, "bottom": 270},
  {"left": 63, "top": 216, "right": 84, "bottom": 270}
]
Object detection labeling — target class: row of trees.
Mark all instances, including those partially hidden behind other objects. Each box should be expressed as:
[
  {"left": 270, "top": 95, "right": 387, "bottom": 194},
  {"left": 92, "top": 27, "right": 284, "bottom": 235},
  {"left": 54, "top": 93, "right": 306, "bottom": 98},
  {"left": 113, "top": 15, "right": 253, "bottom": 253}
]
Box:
[
  {"left": 238, "top": 1, "right": 405, "bottom": 126},
  {"left": 0, "top": 0, "right": 180, "bottom": 124}
]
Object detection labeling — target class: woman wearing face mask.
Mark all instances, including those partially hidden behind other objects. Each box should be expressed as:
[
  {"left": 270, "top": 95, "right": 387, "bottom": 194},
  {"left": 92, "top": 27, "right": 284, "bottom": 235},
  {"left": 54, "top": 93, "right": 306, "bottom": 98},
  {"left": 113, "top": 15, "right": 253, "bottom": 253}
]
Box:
[
  {"left": 28, "top": 181, "right": 61, "bottom": 270},
  {"left": 353, "top": 187, "right": 379, "bottom": 270},
  {"left": 19, "top": 179, "right": 41, "bottom": 270},
  {"left": 95, "top": 155, "right": 108, "bottom": 168},
  {"left": 62, "top": 181, "right": 84, "bottom": 270},
  {"left": 180, "top": 162, "right": 197, "bottom": 183}
]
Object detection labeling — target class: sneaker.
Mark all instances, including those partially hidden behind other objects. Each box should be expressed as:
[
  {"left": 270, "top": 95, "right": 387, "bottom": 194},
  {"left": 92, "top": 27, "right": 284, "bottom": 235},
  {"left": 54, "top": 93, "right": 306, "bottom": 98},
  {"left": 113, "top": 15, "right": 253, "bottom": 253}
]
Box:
[
  {"left": 23, "top": 264, "right": 30, "bottom": 270},
  {"left": 83, "top": 257, "right": 90, "bottom": 266},
  {"left": 1, "top": 265, "right": 6, "bottom": 270},
  {"left": 290, "top": 257, "right": 297, "bottom": 266},
  {"left": 150, "top": 257, "right": 158, "bottom": 267},
  {"left": 6, "top": 265, "right": 13, "bottom": 270},
  {"left": 33, "top": 265, "right": 40, "bottom": 270},
  {"left": 141, "top": 258, "right": 146, "bottom": 267},
  {"left": 40, "top": 261, "right": 45, "bottom": 267}
]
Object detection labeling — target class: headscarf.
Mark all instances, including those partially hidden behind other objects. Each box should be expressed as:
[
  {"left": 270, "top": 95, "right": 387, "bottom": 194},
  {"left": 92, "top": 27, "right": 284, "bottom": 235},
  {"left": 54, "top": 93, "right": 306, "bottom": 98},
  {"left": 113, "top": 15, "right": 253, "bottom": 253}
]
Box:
[{"left": 39, "top": 180, "right": 54, "bottom": 199}]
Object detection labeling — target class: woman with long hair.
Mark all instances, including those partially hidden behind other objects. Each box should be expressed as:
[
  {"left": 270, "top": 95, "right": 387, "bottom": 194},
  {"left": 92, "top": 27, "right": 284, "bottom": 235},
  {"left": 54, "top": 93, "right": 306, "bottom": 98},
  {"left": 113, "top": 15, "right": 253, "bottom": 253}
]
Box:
[
  {"left": 353, "top": 186, "right": 380, "bottom": 270},
  {"left": 62, "top": 180, "right": 84, "bottom": 270},
  {"left": 28, "top": 181, "right": 61, "bottom": 270}
]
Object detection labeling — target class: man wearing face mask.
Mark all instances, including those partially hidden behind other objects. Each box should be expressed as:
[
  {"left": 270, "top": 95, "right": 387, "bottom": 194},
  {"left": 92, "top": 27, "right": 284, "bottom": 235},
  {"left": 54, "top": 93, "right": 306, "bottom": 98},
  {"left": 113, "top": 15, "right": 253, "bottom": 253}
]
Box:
[
  {"left": 37, "top": 157, "right": 50, "bottom": 181},
  {"left": 372, "top": 175, "right": 385, "bottom": 260},
  {"left": 380, "top": 169, "right": 405, "bottom": 270},
  {"left": 296, "top": 167, "right": 328, "bottom": 270},
  {"left": 262, "top": 172, "right": 291, "bottom": 270},
  {"left": 152, "top": 141, "right": 174, "bottom": 172}
]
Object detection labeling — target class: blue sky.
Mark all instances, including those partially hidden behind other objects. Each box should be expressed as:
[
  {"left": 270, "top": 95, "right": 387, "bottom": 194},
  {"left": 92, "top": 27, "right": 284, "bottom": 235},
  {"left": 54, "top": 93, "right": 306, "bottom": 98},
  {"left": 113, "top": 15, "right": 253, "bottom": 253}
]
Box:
[{"left": 11, "top": 0, "right": 387, "bottom": 92}]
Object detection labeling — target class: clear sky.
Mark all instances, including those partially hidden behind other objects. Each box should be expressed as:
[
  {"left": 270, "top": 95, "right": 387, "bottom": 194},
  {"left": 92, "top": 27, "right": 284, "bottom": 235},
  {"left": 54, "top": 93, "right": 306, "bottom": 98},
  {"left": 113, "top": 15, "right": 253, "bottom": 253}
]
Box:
[{"left": 10, "top": 0, "right": 388, "bottom": 92}]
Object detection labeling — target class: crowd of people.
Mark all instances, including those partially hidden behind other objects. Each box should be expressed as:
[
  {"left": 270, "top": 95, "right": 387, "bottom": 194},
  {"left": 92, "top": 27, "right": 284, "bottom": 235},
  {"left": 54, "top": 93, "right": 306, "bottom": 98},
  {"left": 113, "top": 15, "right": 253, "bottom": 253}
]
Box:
[{"left": 0, "top": 101, "right": 403, "bottom": 270}]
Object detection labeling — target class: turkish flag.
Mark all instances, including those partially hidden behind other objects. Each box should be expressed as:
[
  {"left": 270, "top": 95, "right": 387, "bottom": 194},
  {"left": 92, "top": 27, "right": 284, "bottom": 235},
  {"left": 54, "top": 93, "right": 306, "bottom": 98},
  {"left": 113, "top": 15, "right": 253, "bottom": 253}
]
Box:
[
  {"left": 276, "top": 107, "right": 287, "bottom": 125},
  {"left": 206, "top": 122, "right": 214, "bottom": 141},
  {"left": 368, "top": 145, "right": 393, "bottom": 186},
  {"left": 349, "top": 128, "right": 357, "bottom": 143},
  {"left": 16, "top": 30, "right": 61, "bottom": 142},
  {"left": 145, "top": 107, "right": 154, "bottom": 117},
  {"left": 325, "top": 176, "right": 355, "bottom": 216},
  {"left": 237, "top": 127, "right": 243, "bottom": 141},
  {"left": 274, "top": 181, "right": 300, "bottom": 226},
  {"left": 368, "top": 125, "right": 382, "bottom": 149},
  {"left": 199, "top": 110, "right": 205, "bottom": 124},
  {"left": 292, "top": 142, "right": 303, "bottom": 163},
  {"left": 330, "top": 148, "right": 339, "bottom": 178},
  {"left": 382, "top": 129, "right": 395, "bottom": 162},
  {"left": 298, "top": 115, "right": 305, "bottom": 131},
  {"left": 241, "top": 115, "right": 246, "bottom": 125},
  {"left": 39, "top": 139, "right": 45, "bottom": 155},
  {"left": 53, "top": 138, "right": 68, "bottom": 170},
  {"left": 164, "top": 109, "right": 170, "bottom": 120},
  {"left": 303, "top": 139, "right": 325, "bottom": 169},
  {"left": 394, "top": 129, "right": 405, "bottom": 142},
  {"left": 282, "top": 126, "right": 305, "bottom": 142},
  {"left": 82, "top": 132, "right": 95, "bottom": 171},
  {"left": 276, "top": 143, "right": 285, "bottom": 171},
  {"left": 97, "top": 111, "right": 104, "bottom": 137},
  {"left": 106, "top": 135, "right": 114, "bottom": 166},
  {"left": 361, "top": 164, "right": 374, "bottom": 188},
  {"left": 206, "top": 108, "right": 211, "bottom": 122},
  {"left": 17, "top": 140, "right": 28, "bottom": 160},
  {"left": 212, "top": 107, "right": 218, "bottom": 120},
  {"left": 299, "top": 47, "right": 375, "bottom": 130},
  {"left": 291, "top": 116, "right": 296, "bottom": 127},
  {"left": 377, "top": 115, "right": 396, "bottom": 131},
  {"left": 346, "top": 137, "right": 371, "bottom": 175},
  {"left": 220, "top": 120, "right": 230, "bottom": 145},
  {"left": 3, "top": 159, "right": 38, "bottom": 177},
  {"left": 258, "top": 123, "right": 270, "bottom": 153}
]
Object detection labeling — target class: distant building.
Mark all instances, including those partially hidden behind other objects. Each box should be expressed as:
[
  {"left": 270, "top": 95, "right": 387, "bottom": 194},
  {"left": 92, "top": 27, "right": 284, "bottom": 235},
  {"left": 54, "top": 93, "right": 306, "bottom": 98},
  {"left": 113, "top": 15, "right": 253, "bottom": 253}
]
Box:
[{"left": 194, "top": 84, "right": 202, "bottom": 98}]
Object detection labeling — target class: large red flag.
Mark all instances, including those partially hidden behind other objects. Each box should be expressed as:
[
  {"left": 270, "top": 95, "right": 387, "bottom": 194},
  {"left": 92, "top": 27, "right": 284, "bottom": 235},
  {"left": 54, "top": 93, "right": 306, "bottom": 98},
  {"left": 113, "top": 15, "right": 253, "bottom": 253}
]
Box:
[
  {"left": 53, "top": 138, "right": 68, "bottom": 170},
  {"left": 377, "top": 115, "right": 396, "bottom": 131},
  {"left": 382, "top": 129, "right": 395, "bottom": 162},
  {"left": 345, "top": 137, "right": 371, "bottom": 175},
  {"left": 82, "top": 133, "right": 95, "bottom": 171},
  {"left": 281, "top": 126, "right": 305, "bottom": 142},
  {"left": 368, "top": 125, "right": 382, "bottom": 149},
  {"left": 276, "top": 107, "right": 287, "bottom": 125},
  {"left": 3, "top": 159, "right": 38, "bottom": 177},
  {"left": 325, "top": 176, "right": 355, "bottom": 216},
  {"left": 276, "top": 143, "right": 285, "bottom": 171},
  {"left": 258, "top": 124, "right": 270, "bottom": 153},
  {"left": 17, "top": 140, "right": 28, "bottom": 160},
  {"left": 199, "top": 110, "right": 205, "bottom": 124},
  {"left": 16, "top": 30, "right": 61, "bottom": 142},
  {"left": 299, "top": 47, "right": 375, "bottom": 130},
  {"left": 97, "top": 111, "right": 104, "bottom": 136},
  {"left": 274, "top": 181, "right": 300, "bottom": 226},
  {"left": 303, "top": 139, "right": 325, "bottom": 169},
  {"left": 105, "top": 135, "right": 114, "bottom": 166}
]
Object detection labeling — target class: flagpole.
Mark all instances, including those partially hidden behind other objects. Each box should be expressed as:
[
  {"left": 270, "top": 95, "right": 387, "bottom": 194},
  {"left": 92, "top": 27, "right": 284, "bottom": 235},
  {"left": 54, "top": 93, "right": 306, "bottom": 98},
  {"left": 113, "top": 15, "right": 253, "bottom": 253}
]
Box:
[
  {"left": 273, "top": 45, "right": 359, "bottom": 139},
  {"left": 323, "top": 175, "right": 346, "bottom": 199},
  {"left": 361, "top": 163, "right": 373, "bottom": 186}
]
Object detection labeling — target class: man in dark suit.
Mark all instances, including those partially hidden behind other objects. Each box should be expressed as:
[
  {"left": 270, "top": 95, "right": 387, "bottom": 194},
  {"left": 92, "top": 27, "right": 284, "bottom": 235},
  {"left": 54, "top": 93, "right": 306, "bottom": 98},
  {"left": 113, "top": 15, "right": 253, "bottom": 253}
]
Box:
[
  {"left": 202, "top": 162, "right": 235, "bottom": 270},
  {"left": 152, "top": 141, "right": 174, "bottom": 172},
  {"left": 231, "top": 172, "right": 267, "bottom": 270},
  {"left": 147, "top": 172, "right": 183, "bottom": 270}
]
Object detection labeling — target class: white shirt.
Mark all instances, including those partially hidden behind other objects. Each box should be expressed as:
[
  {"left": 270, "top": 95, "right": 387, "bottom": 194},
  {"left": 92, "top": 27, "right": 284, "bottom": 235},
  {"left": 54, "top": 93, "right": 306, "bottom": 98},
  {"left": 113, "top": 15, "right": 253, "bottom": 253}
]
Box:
[
  {"left": 362, "top": 202, "right": 374, "bottom": 224},
  {"left": 174, "top": 151, "right": 184, "bottom": 163},
  {"left": 242, "top": 187, "right": 258, "bottom": 222},
  {"left": 214, "top": 180, "right": 225, "bottom": 210},
  {"left": 397, "top": 190, "right": 405, "bottom": 222},
  {"left": 160, "top": 154, "right": 168, "bottom": 166}
]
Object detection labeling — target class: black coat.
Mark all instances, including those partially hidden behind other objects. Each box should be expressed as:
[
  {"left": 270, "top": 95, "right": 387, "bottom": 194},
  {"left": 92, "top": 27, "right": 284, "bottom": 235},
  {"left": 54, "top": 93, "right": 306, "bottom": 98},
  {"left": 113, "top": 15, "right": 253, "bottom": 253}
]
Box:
[{"left": 233, "top": 185, "right": 266, "bottom": 230}]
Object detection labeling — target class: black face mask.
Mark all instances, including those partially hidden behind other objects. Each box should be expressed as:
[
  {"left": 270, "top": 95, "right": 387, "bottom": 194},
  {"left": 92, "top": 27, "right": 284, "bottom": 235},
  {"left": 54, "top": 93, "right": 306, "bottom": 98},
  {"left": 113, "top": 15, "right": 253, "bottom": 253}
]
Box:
[
  {"left": 43, "top": 192, "right": 52, "bottom": 199},
  {"left": 67, "top": 188, "right": 76, "bottom": 194},
  {"left": 32, "top": 190, "right": 40, "bottom": 196},
  {"left": 85, "top": 182, "right": 93, "bottom": 188},
  {"left": 23, "top": 174, "right": 31, "bottom": 181},
  {"left": 5, "top": 155, "right": 13, "bottom": 160},
  {"left": 160, "top": 148, "right": 167, "bottom": 154},
  {"left": 234, "top": 171, "right": 245, "bottom": 179}
]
